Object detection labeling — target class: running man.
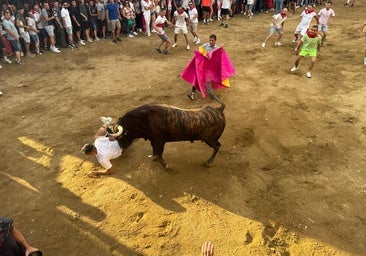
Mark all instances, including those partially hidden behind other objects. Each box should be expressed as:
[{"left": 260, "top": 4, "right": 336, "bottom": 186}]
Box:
[{"left": 290, "top": 25, "right": 322, "bottom": 78}]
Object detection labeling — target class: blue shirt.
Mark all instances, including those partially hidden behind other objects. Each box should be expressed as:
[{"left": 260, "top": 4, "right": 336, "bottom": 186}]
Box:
[{"left": 106, "top": 3, "right": 119, "bottom": 20}]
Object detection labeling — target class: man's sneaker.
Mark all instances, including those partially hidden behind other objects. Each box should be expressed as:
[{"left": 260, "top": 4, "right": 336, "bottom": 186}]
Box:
[
  {"left": 163, "top": 50, "right": 169, "bottom": 55},
  {"left": 132, "top": 31, "right": 138, "bottom": 36},
  {"left": 306, "top": 71, "right": 312, "bottom": 78},
  {"left": 87, "top": 38, "right": 94, "bottom": 42},
  {"left": 0, "top": 91, "right": 3, "bottom": 95},
  {"left": 275, "top": 41, "right": 282, "bottom": 46},
  {"left": 156, "top": 48, "right": 162, "bottom": 53},
  {"left": 261, "top": 42, "right": 266, "bottom": 48},
  {"left": 290, "top": 66, "right": 298, "bottom": 72},
  {"left": 186, "top": 45, "right": 190, "bottom": 50},
  {"left": 95, "top": 37, "right": 101, "bottom": 41},
  {"left": 195, "top": 38, "right": 201, "bottom": 45},
  {"left": 3, "top": 58, "right": 12, "bottom": 64},
  {"left": 15, "top": 60, "right": 25, "bottom": 65},
  {"left": 172, "top": 43, "right": 177, "bottom": 48},
  {"left": 113, "top": 38, "right": 118, "bottom": 43},
  {"left": 292, "top": 38, "right": 298, "bottom": 43},
  {"left": 128, "top": 34, "right": 134, "bottom": 38},
  {"left": 79, "top": 40, "right": 86, "bottom": 45},
  {"left": 219, "top": 22, "right": 224, "bottom": 26},
  {"left": 187, "top": 93, "right": 195, "bottom": 100},
  {"left": 224, "top": 24, "right": 228, "bottom": 28},
  {"left": 193, "top": 37, "right": 197, "bottom": 43},
  {"left": 116, "top": 37, "right": 122, "bottom": 41},
  {"left": 100, "top": 116, "right": 113, "bottom": 124},
  {"left": 51, "top": 47, "right": 61, "bottom": 53},
  {"left": 364, "top": 57, "right": 366, "bottom": 65},
  {"left": 26, "top": 53, "right": 36, "bottom": 58},
  {"left": 0, "top": 64, "right": 2, "bottom": 69}
]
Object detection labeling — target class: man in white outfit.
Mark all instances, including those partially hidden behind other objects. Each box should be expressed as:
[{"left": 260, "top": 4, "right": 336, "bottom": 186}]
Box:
[
  {"left": 141, "top": 0, "right": 153, "bottom": 36},
  {"left": 82, "top": 117, "right": 123, "bottom": 178}
]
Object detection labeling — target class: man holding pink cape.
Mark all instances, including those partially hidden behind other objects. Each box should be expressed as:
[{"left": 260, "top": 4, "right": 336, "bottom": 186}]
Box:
[{"left": 181, "top": 34, "right": 236, "bottom": 100}]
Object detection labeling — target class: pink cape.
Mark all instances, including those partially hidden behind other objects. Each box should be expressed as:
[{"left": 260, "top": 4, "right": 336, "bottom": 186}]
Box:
[{"left": 181, "top": 47, "right": 236, "bottom": 98}]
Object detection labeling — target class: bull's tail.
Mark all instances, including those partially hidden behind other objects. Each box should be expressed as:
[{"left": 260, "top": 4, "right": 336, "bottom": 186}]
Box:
[{"left": 207, "top": 83, "right": 225, "bottom": 111}]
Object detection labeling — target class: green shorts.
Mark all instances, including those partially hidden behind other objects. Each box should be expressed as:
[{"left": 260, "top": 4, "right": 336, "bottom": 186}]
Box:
[{"left": 299, "top": 49, "right": 317, "bottom": 57}]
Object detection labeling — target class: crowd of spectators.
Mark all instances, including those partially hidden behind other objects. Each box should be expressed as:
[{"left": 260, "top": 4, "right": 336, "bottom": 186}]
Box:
[{"left": 0, "top": 0, "right": 327, "bottom": 70}]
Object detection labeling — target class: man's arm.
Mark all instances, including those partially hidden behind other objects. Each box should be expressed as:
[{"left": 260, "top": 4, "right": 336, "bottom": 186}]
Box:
[{"left": 12, "top": 228, "right": 39, "bottom": 256}]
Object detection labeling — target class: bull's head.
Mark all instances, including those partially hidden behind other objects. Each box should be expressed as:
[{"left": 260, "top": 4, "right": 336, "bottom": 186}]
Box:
[{"left": 116, "top": 131, "right": 134, "bottom": 150}]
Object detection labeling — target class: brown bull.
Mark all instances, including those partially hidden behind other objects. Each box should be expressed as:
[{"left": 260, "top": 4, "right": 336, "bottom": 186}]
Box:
[{"left": 115, "top": 102, "right": 226, "bottom": 169}]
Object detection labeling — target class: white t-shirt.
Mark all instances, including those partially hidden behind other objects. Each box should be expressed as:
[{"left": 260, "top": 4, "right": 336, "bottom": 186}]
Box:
[
  {"left": 271, "top": 13, "right": 286, "bottom": 28},
  {"left": 188, "top": 7, "right": 198, "bottom": 23},
  {"left": 27, "top": 17, "right": 37, "bottom": 35},
  {"left": 141, "top": 0, "right": 151, "bottom": 14},
  {"left": 155, "top": 15, "right": 167, "bottom": 34},
  {"left": 318, "top": 8, "right": 335, "bottom": 25},
  {"left": 174, "top": 10, "right": 188, "bottom": 27},
  {"left": 298, "top": 10, "right": 317, "bottom": 27},
  {"left": 221, "top": 0, "right": 231, "bottom": 9},
  {"left": 61, "top": 8, "right": 72, "bottom": 27},
  {"left": 95, "top": 137, "right": 122, "bottom": 170}
]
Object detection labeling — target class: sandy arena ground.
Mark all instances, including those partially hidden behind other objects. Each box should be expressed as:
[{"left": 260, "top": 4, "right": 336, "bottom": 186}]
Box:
[{"left": 1, "top": 2, "right": 366, "bottom": 255}]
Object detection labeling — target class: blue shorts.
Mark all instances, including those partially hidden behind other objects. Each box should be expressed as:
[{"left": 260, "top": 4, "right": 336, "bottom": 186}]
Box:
[
  {"left": 30, "top": 34, "right": 40, "bottom": 43},
  {"left": 318, "top": 24, "right": 328, "bottom": 32},
  {"left": 269, "top": 25, "right": 282, "bottom": 34},
  {"left": 9, "top": 39, "right": 21, "bottom": 52}
]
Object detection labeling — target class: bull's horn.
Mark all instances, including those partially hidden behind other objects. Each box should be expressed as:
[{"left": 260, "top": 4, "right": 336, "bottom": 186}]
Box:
[{"left": 107, "top": 125, "right": 123, "bottom": 137}]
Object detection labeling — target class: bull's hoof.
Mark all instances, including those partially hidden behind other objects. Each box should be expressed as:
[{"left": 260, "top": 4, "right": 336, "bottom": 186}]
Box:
[{"left": 204, "top": 161, "right": 213, "bottom": 167}]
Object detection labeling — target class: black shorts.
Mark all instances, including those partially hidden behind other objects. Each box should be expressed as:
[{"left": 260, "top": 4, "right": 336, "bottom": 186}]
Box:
[
  {"left": 0, "top": 36, "right": 4, "bottom": 48},
  {"left": 221, "top": 8, "right": 230, "bottom": 15},
  {"left": 98, "top": 19, "right": 107, "bottom": 27},
  {"left": 82, "top": 20, "right": 90, "bottom": 29},
  {"left": 202, "top": 6, "right": 210, "bottom": 12}
]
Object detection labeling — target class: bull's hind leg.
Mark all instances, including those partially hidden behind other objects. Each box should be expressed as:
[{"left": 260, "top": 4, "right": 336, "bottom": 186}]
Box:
[{"left": 204, "top": 141, "right": 221, "bottom": 167}]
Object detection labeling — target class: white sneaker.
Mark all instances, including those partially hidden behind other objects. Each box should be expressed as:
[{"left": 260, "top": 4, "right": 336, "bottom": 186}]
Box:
[
  {"left": 0, "top": 91, "right": 2, "bottom": 95},
  {"left": 99, "top": 116, "right": 113, "bottom": 124},
  {"left": 79, "top": 40, "right": 86, "bottom": 45},
  {"left": 132, "top": 31, "right": 138, "bottom": 36},
  {"left": 3, "top": 58, "right": 12, "bottom": 64},
  {"left": 290, "top": 66, "right": 298, "bottom": 72},
  {"left": 193, "top": 37, "right": 197, "bottom": 43},
  {"left": 364, "top": 57, "right": 366, "bottom": 65},
  {"left": 195, "top": 38, "right": 201, "bottom": 45},
  {"left": 261, "top": 42, "right": 266, "bottom": 48},
  {"left": 186, "top": 45, "right": 190, "bottom": 50},
  {"left": 172, "top": 43, "right": 177, "bottom": 48},
  {"left": 292, "top": 38, "right": 298, "bottom": 43},
  {"left": 0, "top": 64, "right": 2, "bottom": 69},
  {"left": 51, "top": 47, "right": 61, "bottom": 53},
  {"left": 95, "top": 37, "right": 101, "bottom": 41},
  {"left": 306, "top": 71, "right": 312, "bottom": 78},
  {"left": 128, "top": 34, "right": 134, "bottom": 38},
  {"left": 275, "top": 41, "right": 282, "bottom": 46}
]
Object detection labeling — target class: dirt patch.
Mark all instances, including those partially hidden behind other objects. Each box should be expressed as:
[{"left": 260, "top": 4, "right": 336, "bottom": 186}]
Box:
[{"left": 1, "top": 3, "right": 365, "bottom": 255}]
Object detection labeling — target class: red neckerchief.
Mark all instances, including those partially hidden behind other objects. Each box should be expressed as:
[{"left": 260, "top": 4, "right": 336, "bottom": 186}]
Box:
[
  {"left": 305, "top": 9, "right": 314, "bottom": 14},
  {"left": 306, "top": 29, "right": 318, "bottom": 38},
  {"left": 280, "top": 11, "right": 287, "bottom": 18},
  {"left": 178, "top": 9, "right": 184, "bottom": 15}
]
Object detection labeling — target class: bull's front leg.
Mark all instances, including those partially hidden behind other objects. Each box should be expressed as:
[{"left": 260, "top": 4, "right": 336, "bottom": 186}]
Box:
[{"left": 150, "top": 140, "right": 168, "bottom": 169}]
